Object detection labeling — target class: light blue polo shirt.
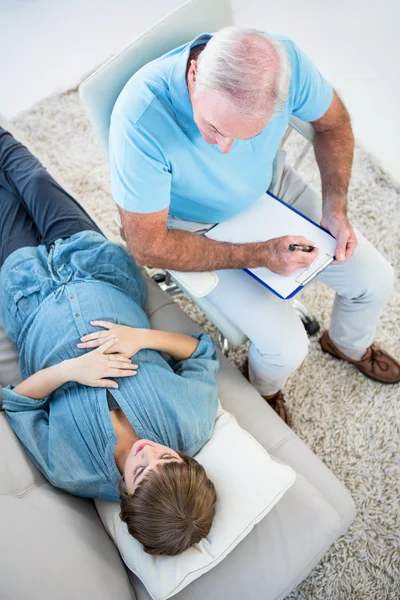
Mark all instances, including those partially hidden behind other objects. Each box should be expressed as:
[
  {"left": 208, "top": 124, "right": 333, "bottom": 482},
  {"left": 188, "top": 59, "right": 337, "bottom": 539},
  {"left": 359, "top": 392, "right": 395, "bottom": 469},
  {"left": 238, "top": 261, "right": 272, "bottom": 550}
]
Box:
[{"left": 109, "top": 33, "right": 333, "bottom": 223}]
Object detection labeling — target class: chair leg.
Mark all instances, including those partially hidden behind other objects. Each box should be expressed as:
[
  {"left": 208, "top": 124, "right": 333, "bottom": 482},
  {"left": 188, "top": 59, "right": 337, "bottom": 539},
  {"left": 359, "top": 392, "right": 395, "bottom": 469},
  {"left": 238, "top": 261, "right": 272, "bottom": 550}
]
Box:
[
  {"left": 151, "top": 271, "right": 183, "bottom": 297},
  {"left": 151, "top": 271, "right": 231, "bottom": 354},
  {"left": 292, "top": 299, "right": 320, "bottom": 336},
  {"left": 216, "top": 331, "right": 230, "bottom": 356}
]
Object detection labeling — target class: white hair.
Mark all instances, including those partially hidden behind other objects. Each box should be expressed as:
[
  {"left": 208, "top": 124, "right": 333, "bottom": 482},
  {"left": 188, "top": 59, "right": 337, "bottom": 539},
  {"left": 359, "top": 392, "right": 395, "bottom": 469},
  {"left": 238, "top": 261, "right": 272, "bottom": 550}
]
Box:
[{"left": 195, "top": 27, "right": 291, "bottom": 122}]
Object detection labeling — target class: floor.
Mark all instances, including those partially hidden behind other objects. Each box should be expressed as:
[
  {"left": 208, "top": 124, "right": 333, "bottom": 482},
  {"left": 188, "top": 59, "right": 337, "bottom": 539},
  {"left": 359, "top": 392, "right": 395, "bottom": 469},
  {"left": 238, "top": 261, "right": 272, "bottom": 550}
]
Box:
[{"left": 1, "top": 0, "right": 399, "bottom": 181}]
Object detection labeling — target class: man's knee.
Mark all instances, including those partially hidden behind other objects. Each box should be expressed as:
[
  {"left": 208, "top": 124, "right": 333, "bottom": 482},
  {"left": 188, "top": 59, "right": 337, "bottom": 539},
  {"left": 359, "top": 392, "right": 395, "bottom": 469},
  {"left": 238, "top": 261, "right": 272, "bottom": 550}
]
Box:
[
  {"left": 280, "top": 333, "right": 309, "bottom": 371},
  {"left": 255, "top": 327, "right": 309, "bottom": 373}
]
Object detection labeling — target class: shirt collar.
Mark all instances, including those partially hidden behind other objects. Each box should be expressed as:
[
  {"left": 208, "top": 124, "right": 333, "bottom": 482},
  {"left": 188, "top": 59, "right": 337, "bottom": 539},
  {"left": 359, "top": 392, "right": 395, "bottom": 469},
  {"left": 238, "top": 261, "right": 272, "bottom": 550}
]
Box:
[{"left": 168, "top": 32, "right": 213, "bottom": 131}]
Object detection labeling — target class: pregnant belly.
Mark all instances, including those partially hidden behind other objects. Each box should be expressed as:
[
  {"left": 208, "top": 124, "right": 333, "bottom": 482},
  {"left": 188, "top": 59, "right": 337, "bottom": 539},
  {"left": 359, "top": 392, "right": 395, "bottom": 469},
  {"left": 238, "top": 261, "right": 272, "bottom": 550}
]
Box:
[{"left": 20, "top": 280, "right": 150, "bottom": 378}]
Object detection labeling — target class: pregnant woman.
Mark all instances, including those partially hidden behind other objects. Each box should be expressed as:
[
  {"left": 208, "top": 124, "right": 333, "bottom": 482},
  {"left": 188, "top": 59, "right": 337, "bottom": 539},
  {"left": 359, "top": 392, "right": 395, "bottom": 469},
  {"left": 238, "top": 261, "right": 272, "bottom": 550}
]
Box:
[{"left": 0, "top": 127, "right": 219, "bottom": 556}]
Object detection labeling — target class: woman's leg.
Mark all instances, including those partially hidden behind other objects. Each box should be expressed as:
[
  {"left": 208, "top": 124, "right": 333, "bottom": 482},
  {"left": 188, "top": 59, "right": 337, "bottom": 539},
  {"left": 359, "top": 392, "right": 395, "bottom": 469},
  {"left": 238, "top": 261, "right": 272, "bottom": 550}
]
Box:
[
  {"left": 0, "top": 182, "right": 40, "bottom": 267},
  {"left": 0, "top": 127, "right": 103, "bottom": 247}
]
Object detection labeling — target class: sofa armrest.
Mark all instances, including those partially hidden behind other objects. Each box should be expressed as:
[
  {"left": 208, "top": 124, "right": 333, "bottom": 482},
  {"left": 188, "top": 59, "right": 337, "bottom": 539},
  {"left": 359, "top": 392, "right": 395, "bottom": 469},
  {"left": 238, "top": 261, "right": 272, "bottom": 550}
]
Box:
[{"left": 0, "top": 415, "right": 136, "bottom": 600}]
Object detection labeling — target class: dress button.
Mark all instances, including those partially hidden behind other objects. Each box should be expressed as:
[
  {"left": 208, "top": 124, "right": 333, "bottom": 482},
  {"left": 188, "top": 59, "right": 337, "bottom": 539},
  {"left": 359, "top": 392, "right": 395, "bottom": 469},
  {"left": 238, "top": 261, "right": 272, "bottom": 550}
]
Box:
[
  {"left": 70, "top": 296, "right": 74, "bottom": 300},
  {"left": 75, "top": 313, "right": 80, "bottom": 318}
]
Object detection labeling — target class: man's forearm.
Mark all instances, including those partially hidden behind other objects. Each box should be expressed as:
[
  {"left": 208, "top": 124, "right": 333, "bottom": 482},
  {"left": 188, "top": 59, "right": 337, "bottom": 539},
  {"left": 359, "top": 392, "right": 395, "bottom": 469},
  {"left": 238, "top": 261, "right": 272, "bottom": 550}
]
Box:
[
  {"left": 313, "top": 119, "right": 354, "bottom": 218},
  {"left": 14, "top": 361, "right": 72, "bottom": 400},
  {"left": 130, "top": 228, "right": 267, "bottom": 272}
]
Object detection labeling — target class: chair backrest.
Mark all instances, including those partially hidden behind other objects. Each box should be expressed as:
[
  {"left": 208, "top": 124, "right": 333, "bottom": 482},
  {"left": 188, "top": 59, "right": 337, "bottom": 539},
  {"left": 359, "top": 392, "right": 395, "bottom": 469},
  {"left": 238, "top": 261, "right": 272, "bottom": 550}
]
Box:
[{"left": 79, "top": 0, "right": 234, "bottom": 157}]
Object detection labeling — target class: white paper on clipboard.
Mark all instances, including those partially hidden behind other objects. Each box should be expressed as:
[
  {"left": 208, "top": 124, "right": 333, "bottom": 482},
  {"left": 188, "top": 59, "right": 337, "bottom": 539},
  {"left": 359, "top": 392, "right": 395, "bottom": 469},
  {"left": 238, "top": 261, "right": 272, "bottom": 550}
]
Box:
[{"left": 205, "top": 193, "right": 337, "bottom": 299}]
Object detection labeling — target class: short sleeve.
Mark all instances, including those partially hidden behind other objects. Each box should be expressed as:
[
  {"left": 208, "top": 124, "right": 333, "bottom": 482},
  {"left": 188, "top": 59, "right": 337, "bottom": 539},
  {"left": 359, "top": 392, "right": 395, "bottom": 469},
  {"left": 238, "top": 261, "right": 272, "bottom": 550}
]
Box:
[
  {"left": 286, "top": 39, "right": 334, "bottom": 122},
  {"left": 109, "top": 114, "right": 172, "bottom": 213}
]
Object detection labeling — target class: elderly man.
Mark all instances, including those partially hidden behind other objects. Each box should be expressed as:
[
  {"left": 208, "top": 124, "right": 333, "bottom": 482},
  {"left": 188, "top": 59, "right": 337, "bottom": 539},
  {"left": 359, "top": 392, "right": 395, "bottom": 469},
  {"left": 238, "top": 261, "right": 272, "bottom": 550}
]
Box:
[{"left": 109, "top": 27, "right": 399, "bottom": 424}]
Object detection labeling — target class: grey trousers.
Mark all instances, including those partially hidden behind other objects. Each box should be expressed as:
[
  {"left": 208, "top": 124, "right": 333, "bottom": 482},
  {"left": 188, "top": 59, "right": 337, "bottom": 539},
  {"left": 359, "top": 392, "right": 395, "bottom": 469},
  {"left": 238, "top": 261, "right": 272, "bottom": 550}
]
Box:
[{"left": 168, "top": 151, "right": 395, "bottom": 395}]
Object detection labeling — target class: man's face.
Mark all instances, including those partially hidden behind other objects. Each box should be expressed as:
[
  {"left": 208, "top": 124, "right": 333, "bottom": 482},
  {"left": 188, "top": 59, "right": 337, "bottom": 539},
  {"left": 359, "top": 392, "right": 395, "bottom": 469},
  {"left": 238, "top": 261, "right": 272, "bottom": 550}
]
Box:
[{"left": 188, "top": 62, "right": 273, "bottom": 153}]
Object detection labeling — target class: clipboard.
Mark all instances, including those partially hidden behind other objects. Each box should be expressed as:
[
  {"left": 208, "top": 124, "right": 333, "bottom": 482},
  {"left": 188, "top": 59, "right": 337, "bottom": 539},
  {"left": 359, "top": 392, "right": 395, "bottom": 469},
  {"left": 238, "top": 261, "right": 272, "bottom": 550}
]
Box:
[{"left": 205, "top": 191, "right": 337, "bottom": 300}]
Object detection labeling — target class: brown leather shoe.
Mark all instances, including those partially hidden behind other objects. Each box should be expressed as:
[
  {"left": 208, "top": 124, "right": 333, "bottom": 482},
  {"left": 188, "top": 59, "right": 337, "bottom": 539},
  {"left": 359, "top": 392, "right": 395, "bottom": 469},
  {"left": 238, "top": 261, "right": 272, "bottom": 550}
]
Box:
[
  {"left": 320, "top": 331, "right": 400, "bottom": 384},
  {"left": 242, "top": 359, "right": 291, "bottom": 426},
  {"left": 242, "top": 358, "right": 250, "bottom": 381},
  {"left": 263, "top": 390, "right": 291, "bottom": 426}
]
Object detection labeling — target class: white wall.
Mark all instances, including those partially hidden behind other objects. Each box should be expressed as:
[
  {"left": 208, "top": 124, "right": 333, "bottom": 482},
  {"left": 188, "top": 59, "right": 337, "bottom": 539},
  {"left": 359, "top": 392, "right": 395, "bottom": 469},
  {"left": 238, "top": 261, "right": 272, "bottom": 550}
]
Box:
[
  {"left": 234, "top": 0, "right": 400, "bottom": 181},
  {"left": 1, "top": 0, "right": 399, "bottom": 180}
]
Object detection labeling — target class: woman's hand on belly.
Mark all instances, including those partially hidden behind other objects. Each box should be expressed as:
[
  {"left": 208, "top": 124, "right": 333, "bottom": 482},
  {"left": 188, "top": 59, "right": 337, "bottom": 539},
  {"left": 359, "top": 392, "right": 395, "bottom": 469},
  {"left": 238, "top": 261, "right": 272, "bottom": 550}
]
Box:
[
  {"left": 77, "top": 321, "right": 148, "bottom": 358},
  {"left": 77, "top": 321, "right": 199, "bottom": 362},
  {"left": 70, "top": 339, "right": 138, "bottom": 389}
]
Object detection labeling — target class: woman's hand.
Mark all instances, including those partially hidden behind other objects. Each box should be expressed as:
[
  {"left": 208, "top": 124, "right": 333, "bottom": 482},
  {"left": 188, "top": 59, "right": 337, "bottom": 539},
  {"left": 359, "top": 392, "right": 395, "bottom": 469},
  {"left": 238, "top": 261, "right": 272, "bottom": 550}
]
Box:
[
  {"left": 77, "top": 321, "right": 147, "bottom": 357},
  {"left": 70, "top": 338, "right": 138, "bottom": 389}
]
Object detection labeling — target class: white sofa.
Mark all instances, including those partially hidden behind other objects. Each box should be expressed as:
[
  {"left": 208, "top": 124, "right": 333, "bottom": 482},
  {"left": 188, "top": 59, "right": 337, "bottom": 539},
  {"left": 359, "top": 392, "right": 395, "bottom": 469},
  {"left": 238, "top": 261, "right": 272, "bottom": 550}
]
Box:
[{"left": 0, "top": 116, "right": 355, "bottom": 600}]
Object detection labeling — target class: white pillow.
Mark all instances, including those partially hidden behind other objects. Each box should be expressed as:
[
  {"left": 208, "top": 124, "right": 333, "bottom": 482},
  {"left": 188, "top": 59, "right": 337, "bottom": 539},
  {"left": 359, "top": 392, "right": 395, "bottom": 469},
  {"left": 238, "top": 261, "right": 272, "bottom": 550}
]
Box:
[{"left": 95, "top": 408, "right": 295, "bottom": 600}]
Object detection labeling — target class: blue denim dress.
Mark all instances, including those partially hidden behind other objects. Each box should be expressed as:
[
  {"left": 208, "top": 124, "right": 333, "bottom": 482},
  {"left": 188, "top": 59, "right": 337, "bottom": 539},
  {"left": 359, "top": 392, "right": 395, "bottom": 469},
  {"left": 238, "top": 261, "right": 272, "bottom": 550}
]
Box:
[{"left": 0, "top": 232, "right": 219, "bottom": 501}]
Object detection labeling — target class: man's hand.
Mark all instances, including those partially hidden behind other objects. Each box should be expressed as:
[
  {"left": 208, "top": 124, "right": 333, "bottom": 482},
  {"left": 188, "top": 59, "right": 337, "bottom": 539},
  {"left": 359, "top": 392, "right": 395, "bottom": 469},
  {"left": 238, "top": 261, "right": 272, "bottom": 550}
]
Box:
[
  {"left": 320, "top": 213, "right": 357, "bottom": 263},
  {"left": 70, "top": 338, "right": 138, "bottom": 389},
  {"left": 262, "top": 236, "right": 319, "bottom": 276},
  {"left": 77, "top": 321, "right": 147, "bottom": 357}
]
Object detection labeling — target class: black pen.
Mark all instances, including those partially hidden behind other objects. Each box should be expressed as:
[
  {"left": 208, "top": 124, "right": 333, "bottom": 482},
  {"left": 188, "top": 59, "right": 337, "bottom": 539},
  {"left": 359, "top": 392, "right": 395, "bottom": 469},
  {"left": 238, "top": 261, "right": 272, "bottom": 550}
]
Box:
[{"left": 288, "top": 244, "right": 315, "bottom": 252}]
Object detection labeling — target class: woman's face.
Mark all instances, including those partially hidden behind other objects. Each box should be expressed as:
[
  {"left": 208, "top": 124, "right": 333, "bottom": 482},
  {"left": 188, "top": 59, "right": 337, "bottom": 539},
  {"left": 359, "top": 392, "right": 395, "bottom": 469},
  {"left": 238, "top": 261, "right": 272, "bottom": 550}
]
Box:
[{"left": 124, "top": 439, "right": 182, "bottom": 494}]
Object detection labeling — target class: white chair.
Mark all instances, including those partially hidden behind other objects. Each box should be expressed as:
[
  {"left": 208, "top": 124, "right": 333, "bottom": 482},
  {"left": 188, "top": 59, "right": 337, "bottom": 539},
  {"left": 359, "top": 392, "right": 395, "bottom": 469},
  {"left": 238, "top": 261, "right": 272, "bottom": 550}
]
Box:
[{"left": 79, "top": 0, "right": 320, "bottom": 353}]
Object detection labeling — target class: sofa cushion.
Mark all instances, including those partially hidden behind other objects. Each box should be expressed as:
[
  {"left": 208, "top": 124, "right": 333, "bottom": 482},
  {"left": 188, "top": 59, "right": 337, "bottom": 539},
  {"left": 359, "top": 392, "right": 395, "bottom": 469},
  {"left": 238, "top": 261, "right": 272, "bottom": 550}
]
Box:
[
  {"left": 0, "top": 413, "right": 136, "bottom": 600},
  {"left": 0, "top": 323, "right": 20, "bottom": 397},
  {"left": 0, "top": 413, "right": 44, "bottom": 495},
  {"left": 95, "top": 409, "right": 295, "bottom": 600},
  {"left": 129, "top": 466, "right": 341, "bottom": 600}
]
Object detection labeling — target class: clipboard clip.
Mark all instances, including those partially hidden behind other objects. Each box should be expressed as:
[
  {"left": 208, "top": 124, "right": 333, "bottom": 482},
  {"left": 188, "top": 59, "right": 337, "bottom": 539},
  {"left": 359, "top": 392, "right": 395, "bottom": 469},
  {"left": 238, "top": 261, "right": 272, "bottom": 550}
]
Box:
[{"left": 295, "top": 253, "right": 334, "bottom": 287}]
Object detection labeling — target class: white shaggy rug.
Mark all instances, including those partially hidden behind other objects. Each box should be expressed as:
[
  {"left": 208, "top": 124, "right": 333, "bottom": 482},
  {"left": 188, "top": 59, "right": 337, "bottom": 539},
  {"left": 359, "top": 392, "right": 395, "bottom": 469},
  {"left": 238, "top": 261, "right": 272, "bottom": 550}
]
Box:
[{"left": 12, "top": 89, "right": 400, "bottom": 600}]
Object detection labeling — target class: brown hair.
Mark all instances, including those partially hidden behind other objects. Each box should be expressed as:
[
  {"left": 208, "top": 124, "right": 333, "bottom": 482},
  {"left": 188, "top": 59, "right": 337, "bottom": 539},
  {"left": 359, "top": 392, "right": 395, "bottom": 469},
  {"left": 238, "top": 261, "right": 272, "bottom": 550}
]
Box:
[{"left": 118, "top": 453, "right": 217, "bottom": 556}]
